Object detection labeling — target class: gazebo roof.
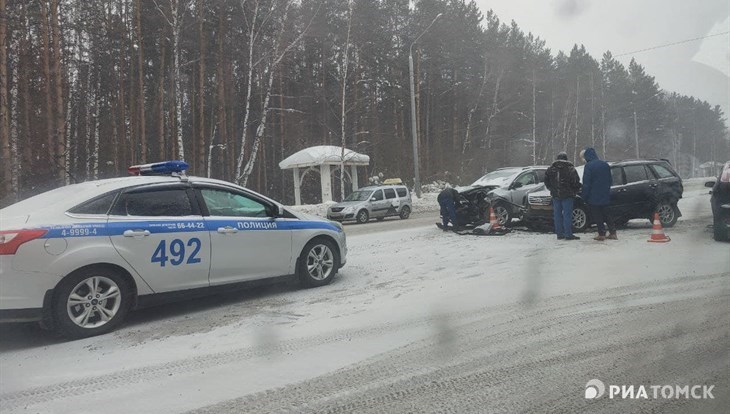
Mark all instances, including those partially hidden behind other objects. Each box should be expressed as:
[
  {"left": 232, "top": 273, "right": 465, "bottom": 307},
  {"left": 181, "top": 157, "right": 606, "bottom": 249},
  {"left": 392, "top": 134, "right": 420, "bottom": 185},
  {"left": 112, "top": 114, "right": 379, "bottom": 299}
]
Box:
[{"left": 279, "top": 145, "right": 370, "bottom": 169}]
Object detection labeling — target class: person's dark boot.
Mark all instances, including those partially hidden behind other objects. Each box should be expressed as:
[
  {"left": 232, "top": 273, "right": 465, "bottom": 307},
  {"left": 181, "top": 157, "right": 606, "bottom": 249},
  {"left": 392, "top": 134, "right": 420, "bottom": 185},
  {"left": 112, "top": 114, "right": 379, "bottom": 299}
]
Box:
[
  {"left": 594, "top": 234, "right": 606, "bottom": 241},
  {"left": 557, "top": 235, "right": 565, "bottom": 240},
  {"left": 565, "top": 235, "right": 580, "bottom": 240},
  {"left": 607, "top": 232, "right": 618, "bottom": 240}
]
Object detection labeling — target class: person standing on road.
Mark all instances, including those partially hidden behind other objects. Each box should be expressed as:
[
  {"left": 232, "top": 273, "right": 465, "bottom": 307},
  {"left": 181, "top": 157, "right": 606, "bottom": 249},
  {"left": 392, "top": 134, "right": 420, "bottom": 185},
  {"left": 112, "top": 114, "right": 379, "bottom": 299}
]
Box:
[
  {"left": 544, "top": 152, "right": 582, "bottom": 240},
  {"left": 438, "top": 186, "right": 460, "bottom": 231},
  {"left": 581, "top": 147, "right": 617, "bottom": 241}
]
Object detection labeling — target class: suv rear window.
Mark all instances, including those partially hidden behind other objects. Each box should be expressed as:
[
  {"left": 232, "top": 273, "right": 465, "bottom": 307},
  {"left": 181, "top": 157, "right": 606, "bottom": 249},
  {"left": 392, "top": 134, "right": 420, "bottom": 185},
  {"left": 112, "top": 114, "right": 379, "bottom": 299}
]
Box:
[
  {"left": 396, "top": 188, "right": 407, "bottom": 197},
  {"left": 384, "top": 188, "right": 396, "bottom": 199},
  {"left": 624, "top": 165, "right": 649, "bottom": 184},
  {"left": 611, "top": 167, "right": 625, "bottom": 186},
  {"left": 650, "top": 164, "right": 675, "bottom": 179}
]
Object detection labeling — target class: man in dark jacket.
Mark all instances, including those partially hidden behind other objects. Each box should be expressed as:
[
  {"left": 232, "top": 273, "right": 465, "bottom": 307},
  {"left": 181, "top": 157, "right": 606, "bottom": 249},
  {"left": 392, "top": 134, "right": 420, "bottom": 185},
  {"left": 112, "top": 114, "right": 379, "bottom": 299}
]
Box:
[
  {"left": 437, "top": 186, "right": 460, "bottom": 230},
  {"left": 581, "top": 147, "right": 616, "bottom": 241},
  {"left": 544, "top": 152, "right": 581, "bottom": 240}
]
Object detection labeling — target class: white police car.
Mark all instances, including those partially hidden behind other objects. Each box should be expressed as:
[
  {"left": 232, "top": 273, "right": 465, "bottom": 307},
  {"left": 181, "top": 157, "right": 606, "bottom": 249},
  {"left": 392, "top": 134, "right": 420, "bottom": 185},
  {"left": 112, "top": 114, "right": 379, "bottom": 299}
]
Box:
[{"left": 0, "top": 161, "right": 347, "bottom": 338}]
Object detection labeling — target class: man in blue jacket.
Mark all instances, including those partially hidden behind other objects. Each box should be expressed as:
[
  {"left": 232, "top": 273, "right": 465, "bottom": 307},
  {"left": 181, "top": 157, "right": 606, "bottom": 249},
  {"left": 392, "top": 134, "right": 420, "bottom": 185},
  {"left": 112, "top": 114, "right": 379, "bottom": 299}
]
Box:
[{"left": 581, "top": 147, "right": 617, "bottom": 241}]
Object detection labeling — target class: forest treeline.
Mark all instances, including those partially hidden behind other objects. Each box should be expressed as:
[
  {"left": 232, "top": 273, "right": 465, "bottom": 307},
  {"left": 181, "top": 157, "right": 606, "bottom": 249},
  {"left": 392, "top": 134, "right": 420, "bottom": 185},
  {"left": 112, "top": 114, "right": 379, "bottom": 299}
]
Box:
[{"left": 1, "top": 0, "right": 728, "bottom": 205}]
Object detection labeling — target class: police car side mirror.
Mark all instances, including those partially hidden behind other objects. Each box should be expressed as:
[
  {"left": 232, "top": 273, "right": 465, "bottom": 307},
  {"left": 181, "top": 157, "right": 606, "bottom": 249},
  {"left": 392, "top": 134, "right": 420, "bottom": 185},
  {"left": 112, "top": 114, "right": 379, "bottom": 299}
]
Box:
[
  {"left": 370, "top": 197, "right": 377, "bottom": 201},
  {"left": 511, "top": 182, "right": 523, "bottom": 190},
  {"left": 704, "top": 180, "right": 715, "bottom": 188},
  {"left": 266, "top": 204, "right": 284, "bottom": 218}
]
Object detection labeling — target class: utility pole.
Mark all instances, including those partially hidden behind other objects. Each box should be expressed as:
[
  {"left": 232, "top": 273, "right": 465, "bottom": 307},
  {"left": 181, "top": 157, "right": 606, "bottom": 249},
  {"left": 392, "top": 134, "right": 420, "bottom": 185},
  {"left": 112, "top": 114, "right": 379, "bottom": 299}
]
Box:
[
  {"left": 633, "top": 109, "right": 639, "bottom": 158},
  {"left": 409, "top": 13, "right": 441, "bottom": 198},
  {"left": 532, "top": 69, "right": 537, "bottom": 164}
]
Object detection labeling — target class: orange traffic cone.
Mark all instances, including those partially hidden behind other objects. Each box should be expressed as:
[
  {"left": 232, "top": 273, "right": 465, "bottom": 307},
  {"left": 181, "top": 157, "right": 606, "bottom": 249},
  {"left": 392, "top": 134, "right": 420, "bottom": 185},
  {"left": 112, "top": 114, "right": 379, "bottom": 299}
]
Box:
[
  {"left": 647, "top": 212, "right": 670, "bottom": 243},
  {"left": 489, "top": 207, "right": 502, "bottom": 230}
]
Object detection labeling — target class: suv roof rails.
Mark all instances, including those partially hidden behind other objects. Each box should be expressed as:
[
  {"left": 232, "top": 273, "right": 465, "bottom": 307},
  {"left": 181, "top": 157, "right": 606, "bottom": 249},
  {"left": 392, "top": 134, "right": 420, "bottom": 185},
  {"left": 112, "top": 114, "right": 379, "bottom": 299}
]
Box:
[
  {"left": 495, "top": 165, "right": 547, "bottom": 171},
  {"left": 615, "top": 158, "right": 667, "bottom": 163}
]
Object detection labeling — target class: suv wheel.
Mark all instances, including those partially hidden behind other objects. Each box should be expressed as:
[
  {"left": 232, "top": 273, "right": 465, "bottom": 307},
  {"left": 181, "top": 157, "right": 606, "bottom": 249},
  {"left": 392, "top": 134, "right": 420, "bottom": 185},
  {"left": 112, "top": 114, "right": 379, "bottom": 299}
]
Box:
[
  {"left": 713, "top": 219, "right": 729, "bottom": 241},
  {"left": 356, "top": 209, "right": 369, "bottom": 224},
  {"left": 492, "top": 202, "right": 511, "bottom": 226},
  {"left": 399, "top": 205, "right": 411, "bottom": 219},
  {"left": 655, "top": 201, "right": 679, "bottom": 227},
  {"left": 572, "top": 205, "right": 588, "bottom": 232},
  {"left": 52, "top": 266, "right": 132, "bottom": 339}
]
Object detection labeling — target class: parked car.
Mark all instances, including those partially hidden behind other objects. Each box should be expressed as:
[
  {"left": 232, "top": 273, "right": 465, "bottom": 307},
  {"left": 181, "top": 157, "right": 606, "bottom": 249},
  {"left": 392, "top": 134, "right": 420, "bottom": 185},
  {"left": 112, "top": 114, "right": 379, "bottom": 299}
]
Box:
[
  {"left": 471, "top": 166, "right": 548, "bottom": 226},
  {"left": 523, "top": 159, "right": 683, "bottom": 231},
  {"left": 326, "top": 185, "right": 412, "bottom": 224},
  {"left": 0, "top": 161, "right": 347, "bottom": 339},
  {"left": 705, "top": 161, "right": 730, "bottom": 241}
]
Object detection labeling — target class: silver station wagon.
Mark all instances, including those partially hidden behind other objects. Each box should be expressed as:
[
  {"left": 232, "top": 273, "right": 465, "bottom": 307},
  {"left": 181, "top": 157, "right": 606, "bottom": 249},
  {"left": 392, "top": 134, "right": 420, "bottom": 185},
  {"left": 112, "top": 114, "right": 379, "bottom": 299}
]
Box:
[{"left": 327, "top": 185, "right": 412, "bottom": 224}]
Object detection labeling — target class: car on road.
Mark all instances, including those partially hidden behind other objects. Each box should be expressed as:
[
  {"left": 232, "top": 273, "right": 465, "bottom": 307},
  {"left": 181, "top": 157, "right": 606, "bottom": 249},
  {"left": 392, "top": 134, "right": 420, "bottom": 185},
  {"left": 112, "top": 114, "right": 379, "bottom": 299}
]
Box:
[
  {"left": 326, "top": 184, "right": 412, "bottom": 224},
  {"left": 471, "top": 166, "right": 548, "bottom": 226},
  {"left": 0, "top": 161, "right": 347, "bottom": 339},
  {"left": 523, "top": 159, "right": 683, "bottom": 231},
  {"left": 705, "top": 161, "right": 730, "bottom": 241}
]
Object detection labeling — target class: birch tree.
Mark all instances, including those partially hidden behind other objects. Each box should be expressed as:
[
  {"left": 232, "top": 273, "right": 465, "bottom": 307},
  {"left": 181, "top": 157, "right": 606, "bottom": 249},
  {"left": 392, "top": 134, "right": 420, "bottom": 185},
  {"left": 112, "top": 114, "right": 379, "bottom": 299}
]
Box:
[
  {"left": 134, "top": 0, "right": 146, "bottom": 162},
  {"left": 339, "top": 0, "right": 354, "bottom": 201},
  {"left": 236, "top": 0, "right": 318, "bottom": 187},
  {"left": 154, "top": 0, "right": 190, "bottom": 161},
  {"left": 460, "top": 58, "right": 489, "bottom": 175},
  {"left": 0, "top": 0, "right": 9, "bottom": 195},
  {"left": 50, "top": 0, "right": 65, "bottom": 181}
]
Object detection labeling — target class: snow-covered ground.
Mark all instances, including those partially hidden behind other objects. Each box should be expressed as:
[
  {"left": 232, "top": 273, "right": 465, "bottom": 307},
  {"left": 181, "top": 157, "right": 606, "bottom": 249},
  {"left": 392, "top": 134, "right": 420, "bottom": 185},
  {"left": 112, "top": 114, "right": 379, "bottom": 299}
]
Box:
[{"left": 0, "top": 181, "right": 727, "bottom": 413}]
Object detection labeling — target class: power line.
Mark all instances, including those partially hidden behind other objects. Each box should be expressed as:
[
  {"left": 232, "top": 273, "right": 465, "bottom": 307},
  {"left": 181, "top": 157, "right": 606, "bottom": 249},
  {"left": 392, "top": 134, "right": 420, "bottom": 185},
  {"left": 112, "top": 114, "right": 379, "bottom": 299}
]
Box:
[{"left": 614, "top": 31, "right": 730, "bottom": 57}]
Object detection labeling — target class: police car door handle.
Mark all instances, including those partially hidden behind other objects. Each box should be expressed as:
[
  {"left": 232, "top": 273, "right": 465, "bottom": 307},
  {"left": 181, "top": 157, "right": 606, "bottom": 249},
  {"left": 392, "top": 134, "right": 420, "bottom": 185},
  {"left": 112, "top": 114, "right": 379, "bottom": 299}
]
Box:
[
  {"left": 123, "top": 229, "right": 151, "bottom": 237},
  {"left": 217, "top": 226, "right": 238, "bottom": 234}
]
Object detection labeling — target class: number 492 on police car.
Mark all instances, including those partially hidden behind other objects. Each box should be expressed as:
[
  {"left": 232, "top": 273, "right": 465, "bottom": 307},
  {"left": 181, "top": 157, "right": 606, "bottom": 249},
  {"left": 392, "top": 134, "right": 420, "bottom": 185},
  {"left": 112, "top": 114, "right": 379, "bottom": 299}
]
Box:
[{"left": 151, "top": 238, "right": 202, "bottom": 267}]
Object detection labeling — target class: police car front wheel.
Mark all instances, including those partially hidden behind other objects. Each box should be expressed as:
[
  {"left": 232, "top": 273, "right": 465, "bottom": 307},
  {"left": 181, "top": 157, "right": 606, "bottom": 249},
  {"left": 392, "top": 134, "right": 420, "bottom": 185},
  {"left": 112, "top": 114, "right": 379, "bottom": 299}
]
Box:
[
  {"left": 298, "top": 239, "right": 339, "bottom": 288},
  {"left": 52, "top": 266, "right": 133, "bottom": 339}
]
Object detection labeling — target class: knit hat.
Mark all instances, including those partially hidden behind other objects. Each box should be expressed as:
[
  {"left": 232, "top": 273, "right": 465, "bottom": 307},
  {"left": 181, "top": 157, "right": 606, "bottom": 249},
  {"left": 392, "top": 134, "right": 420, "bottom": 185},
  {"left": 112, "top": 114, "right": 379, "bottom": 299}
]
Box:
[{"left": 556, "top": 152, "right": 568, "bottom": 161}]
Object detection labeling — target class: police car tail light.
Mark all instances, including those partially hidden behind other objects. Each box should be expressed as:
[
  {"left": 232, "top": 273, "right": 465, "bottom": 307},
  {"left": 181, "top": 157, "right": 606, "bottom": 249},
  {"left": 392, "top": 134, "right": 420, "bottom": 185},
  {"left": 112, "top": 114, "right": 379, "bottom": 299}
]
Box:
[
  {"left": 128, "top": 160, "right": 189, "bottom": 176},
  {"left": 0, "top": 230, "right": 48, "bottom": 255}
]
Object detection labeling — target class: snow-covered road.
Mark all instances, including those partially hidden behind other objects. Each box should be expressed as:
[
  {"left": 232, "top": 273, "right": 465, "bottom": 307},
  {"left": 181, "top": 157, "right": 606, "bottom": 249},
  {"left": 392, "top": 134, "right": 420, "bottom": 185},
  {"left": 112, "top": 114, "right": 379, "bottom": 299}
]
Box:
[{"left": 0, "top": 183, "right": 728, "bottom": 413}]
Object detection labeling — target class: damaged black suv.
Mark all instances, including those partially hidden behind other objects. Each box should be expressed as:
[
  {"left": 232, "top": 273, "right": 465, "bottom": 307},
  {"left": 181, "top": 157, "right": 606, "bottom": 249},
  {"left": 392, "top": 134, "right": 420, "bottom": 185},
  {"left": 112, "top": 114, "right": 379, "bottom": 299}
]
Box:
[{"left": 523, "top": 159, "right": 683, "bottom": 232}]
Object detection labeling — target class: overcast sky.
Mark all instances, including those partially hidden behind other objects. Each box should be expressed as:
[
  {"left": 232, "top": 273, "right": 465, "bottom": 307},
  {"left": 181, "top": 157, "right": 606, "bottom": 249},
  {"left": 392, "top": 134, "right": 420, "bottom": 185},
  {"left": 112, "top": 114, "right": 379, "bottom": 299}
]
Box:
[{"left": 473, "top": 0, "right": 730, "bottom": 119}]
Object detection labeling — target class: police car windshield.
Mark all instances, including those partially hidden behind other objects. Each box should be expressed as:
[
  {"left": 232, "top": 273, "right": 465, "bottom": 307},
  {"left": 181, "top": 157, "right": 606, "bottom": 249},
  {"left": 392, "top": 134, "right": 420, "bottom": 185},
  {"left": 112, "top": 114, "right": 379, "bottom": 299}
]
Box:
[{"left": 344, "top": 190, "right": 373, "bottom": 202}]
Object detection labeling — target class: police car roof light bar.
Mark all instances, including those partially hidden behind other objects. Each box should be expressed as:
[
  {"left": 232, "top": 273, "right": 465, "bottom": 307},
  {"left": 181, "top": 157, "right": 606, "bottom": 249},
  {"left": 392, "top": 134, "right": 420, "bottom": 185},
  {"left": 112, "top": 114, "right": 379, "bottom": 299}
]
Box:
[{"left": 128, "top": 160, "right": 189, "bottom": 176}]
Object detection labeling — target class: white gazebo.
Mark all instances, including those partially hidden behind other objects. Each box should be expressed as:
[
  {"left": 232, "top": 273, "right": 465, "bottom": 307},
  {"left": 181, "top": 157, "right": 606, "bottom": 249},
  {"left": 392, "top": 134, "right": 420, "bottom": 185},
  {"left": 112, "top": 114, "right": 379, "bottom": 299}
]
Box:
[{"left": 279, "top": 145, "right": 370, "bottom": 205}]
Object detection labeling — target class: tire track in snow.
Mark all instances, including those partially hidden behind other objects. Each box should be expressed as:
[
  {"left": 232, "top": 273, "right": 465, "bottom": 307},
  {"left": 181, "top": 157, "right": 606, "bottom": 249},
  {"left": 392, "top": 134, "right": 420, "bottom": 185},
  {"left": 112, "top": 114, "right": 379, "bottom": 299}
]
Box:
[
  {"left": 2, "top": 273, "right": 726, "bottom": 412},
  {"left": 189, "top": 273, "right": 729, "bottom": 414}
]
